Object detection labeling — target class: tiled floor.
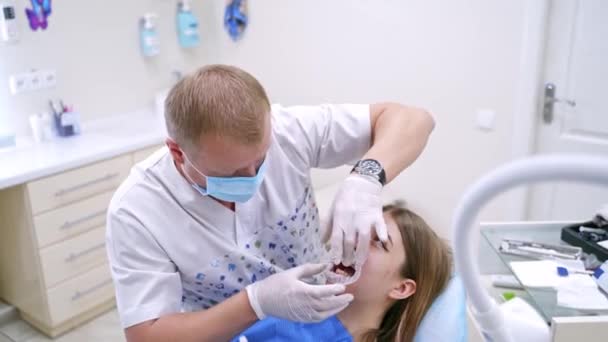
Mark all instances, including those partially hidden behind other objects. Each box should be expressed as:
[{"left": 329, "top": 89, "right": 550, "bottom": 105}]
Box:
[{"left": 0, "top": 309, "right": 125, "bottom": 342}]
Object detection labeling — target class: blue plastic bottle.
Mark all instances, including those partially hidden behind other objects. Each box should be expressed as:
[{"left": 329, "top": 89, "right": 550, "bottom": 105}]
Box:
[
  {"left": 140, "top": 13, "right": 160, "bottom": 57},
  {"left": 177, "top": 0, "right": 200, "bottom": 48}
]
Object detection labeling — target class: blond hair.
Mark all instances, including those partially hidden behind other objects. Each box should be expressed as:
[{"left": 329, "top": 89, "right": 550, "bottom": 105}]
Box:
[
  {"left": 363, "top": 202, "right": 452, "bottom": 342},
  {"left": 165, "top": 65, "right": 270, "bottom": 152}
]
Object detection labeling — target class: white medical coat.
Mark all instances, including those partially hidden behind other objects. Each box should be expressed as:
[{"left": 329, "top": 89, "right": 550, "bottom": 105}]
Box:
[{"left": 106, "top": 104, "right": 371, "bottom": 328}]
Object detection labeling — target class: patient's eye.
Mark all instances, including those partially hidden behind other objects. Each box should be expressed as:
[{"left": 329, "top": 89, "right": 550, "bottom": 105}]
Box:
[{"left": 372, "top": 236, "right": 389, "bottom": 252}]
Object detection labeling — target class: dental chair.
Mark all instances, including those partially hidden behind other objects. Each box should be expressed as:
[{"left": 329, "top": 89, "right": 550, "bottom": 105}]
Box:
[{"left": 414, "top": 275, "right": 467, "bottom": 341}]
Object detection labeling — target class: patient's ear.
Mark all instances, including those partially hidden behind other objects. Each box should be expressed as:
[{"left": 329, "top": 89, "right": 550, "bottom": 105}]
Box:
[{"left": 388, "top": 279, "right": 416, "bottom": 300}]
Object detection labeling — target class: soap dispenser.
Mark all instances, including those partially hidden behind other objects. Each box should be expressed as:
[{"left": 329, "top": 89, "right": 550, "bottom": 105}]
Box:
[
  {"left": 140, "top": 13, "right": 160, "bottom": 57},
  {"left": 177, "top": 0, "right": 200, "bottom": 48}
]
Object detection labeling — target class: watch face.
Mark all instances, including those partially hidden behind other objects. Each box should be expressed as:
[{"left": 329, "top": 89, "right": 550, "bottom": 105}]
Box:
[{"left": 359, "top": 159, "right": 382, "bottom": 175}]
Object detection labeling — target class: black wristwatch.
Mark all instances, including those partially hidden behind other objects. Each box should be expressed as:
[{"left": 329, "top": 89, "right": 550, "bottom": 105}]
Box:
[{"left": 351, "top": 159, "right": 386, "bottom": 186}]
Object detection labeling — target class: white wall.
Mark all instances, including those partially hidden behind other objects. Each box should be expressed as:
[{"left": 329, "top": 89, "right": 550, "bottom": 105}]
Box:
[
  {"left": 0, "top": 0, "right": 216, "bottom": 136},
  {"left": 202, "top": 0, "right": 529, "bottom": 237},
  {"left": 0, "top": 0, "right": 532, "bottom": 238}
]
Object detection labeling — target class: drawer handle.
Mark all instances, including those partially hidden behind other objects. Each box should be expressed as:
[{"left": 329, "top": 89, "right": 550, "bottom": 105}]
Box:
[
  {"left": 60, "top": 210, "right": 107, "bottom": 230},
  {"left": 65, "top": 242, "right": 106, "bottom": 263},
  {"left": 54, "top": 173, "right": 119, "bottom": 197},
  {"left": 71, "top": 278, "right": 113, "bottom": 301}
]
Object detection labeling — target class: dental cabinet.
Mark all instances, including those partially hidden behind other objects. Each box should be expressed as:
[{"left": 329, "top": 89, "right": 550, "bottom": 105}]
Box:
[{"left": 0, "top": 113, "right": 164, "bottom": 337}]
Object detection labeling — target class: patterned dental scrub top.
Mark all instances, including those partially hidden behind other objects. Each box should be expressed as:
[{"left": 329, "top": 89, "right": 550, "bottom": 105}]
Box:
[{"left": 106, "top": 104, "right": 371, "bottom": 328}]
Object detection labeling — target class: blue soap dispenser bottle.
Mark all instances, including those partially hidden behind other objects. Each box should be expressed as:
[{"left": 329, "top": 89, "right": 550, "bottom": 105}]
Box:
[
  {"left": 177, "top": 0, "right": 200, "bottom": 48},
  {"left": 140, "top": 13, "right": 160, "bottom": 57}
]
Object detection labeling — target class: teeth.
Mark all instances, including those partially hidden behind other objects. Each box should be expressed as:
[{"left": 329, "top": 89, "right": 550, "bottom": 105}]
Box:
[
  {"left": 327, "top": 270, "right": 354, "bottom": 284},
  {"left": 325, "top": 265, "right": 362, "bottom": 285}
]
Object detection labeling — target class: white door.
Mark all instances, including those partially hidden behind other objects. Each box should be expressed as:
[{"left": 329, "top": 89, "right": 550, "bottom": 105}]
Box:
[{"left": 528, "top": 0, "right": 608, "bottom": 221}]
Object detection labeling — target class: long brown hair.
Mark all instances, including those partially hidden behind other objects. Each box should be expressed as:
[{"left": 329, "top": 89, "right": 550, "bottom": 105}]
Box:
[{"left": 363, "top": 201, "right": 452, "bottom": 342}]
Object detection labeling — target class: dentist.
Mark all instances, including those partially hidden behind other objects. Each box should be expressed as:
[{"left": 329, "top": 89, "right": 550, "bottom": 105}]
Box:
[{"left": 106, "top": 65, "right": 434, "bottom": 342}]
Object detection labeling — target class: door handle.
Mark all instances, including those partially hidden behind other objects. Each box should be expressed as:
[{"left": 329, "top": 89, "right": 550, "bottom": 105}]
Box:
[
  {"left": 543, "top": 83, "right": 576, "bottom": 124},
  {"left": 54, "top": 173, "right": 119, "bottom": 197},
  {"left": 64, "top": 242, "right": 106, "bottom": 263},
  {"left": 60, "top": 209, "right": 107, "bottom": 230},
  {"left": 71, "top": 278, "right": 112, "bottom": 301}
]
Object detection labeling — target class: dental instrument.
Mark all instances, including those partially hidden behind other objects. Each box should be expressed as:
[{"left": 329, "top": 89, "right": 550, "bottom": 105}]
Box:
[
  {"left": 499, "top": 239, "right": 582, "bottom": 260},
  {"left": 556, "top": 266, "right": 594, "bottom": 277}
]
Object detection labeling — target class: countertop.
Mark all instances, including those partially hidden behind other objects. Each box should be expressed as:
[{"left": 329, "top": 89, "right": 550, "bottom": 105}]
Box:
[{"left": 0, "top": 110, "right": 166, "bottom": 190}]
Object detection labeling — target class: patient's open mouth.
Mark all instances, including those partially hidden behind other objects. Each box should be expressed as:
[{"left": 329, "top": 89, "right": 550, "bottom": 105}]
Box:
[{"left": 332, "top": 263, "right": 356, "bottom": 277}]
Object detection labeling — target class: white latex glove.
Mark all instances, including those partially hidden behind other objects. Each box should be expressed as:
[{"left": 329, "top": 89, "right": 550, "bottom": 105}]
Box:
[
  {"left": 245, "top": 263, "right": 353, "bottom": 322},
  {"left": 325, "top": 174, "right": 388, "bottom": 267}
]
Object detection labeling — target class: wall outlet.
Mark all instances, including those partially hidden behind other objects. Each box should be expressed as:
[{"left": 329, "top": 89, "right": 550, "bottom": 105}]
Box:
[
  {"left": 8, "top": 69, "right": 57, "bottom": 95},
  {"left": 28, "top": 71, "right": 42, "bottom": 90},
  {"left": 8, "top": 73, "right": 28, "bottom": 94},
  {"left": 40, "top": 69, "right": 56, "bottom": 88},
  {"left": 476, "top": 109, "right": 496, "bottom": 131}
]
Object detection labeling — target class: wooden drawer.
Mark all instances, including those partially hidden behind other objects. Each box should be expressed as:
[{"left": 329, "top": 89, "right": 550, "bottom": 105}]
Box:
[
  {"left": 33, "top": 191, "right": 113, "bottom": 248},
  {"left": 40, "top": 227, "right": 107, "bottom": 288},
  {"left": 133, "top": 144, "right": 163, "bottom": 164},
  {"left": 47, "top": 263, "right": 114, "bottom": 326},
  {"left": 27, "top": 155, "right": 131, "bottom": 215}
]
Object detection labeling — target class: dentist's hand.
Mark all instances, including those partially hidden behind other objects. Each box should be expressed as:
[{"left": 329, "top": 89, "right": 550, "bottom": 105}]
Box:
[
  {"left": 245, "top": 263, "right": 353, "bottom": 322},
  {"left": 324, "top": 174, "right": 388, "bottom": 267}
]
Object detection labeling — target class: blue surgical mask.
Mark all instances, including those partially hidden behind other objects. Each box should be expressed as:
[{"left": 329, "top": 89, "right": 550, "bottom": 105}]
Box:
[{"left": 183, "top": 154, "right": 267, "bottom": 203}]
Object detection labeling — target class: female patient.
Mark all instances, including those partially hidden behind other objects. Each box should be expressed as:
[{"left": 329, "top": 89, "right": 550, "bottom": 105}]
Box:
[{"left": 234, "top": 201, "right": 453, "bottom": 342}]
